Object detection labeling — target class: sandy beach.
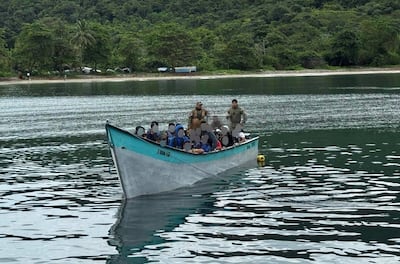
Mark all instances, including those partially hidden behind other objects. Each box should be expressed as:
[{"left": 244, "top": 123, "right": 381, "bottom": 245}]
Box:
[{"left": 0, "top": 68, "right": 399, "bottom": 86}]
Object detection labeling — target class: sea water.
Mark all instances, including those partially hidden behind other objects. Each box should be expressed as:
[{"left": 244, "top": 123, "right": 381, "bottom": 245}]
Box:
[{"left": 0, "top": 74, "right": 399, "bottom": 263}]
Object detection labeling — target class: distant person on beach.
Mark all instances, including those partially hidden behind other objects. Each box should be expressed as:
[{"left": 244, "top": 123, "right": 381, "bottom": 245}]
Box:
[
  {"left": 188, "top": 101, "right": 209, "bottom": 129},
  {"left": 226, "top": 99, "right": 247, "bottom": 131}
]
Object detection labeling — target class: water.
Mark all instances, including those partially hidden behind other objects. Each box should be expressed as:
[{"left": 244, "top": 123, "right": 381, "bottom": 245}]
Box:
[{"left": 1, "top": 74, "right": 400, "bottom": 263}]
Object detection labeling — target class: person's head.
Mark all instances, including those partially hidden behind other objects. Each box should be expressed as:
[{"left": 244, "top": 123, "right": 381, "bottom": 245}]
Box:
[
  {"left": 150, "top": 121, "right": 159, "bottom": 133},
  {"left": 200, "top": 120, "right": 211, "bottom": 132},
  {"left": 151, "top": 121, "right": 158, "bottom": 128},
  {"left": 238, "top": 131, "right": 246, "bottom": 142},
  {"left": 231, "top": 99, "right": 238, "bottom": 109},
  {"left": 175, "top": 124, "right": 185, "bottom": 137},
  {"left": 215, "top": 128, "right": 222, "bottom": 139},
  {"left": 168, "top": 123, "right": 175, "bottom": 134},
  {"left": 135, "top": 126, "right": 145, "bottom": 136},
  {"left": 196, "top": 101, "right": 203, "bottom": 110}
]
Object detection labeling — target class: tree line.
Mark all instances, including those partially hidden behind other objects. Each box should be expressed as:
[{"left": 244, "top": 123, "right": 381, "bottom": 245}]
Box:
[{"left": 0, "top": 0, "right": 399, "bottom": 77}]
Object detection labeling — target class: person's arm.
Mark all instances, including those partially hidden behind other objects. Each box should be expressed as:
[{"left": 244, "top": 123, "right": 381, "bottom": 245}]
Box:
[
  {"left": 204, "top": 109, "right": 209, "bottom": 122},
  {"left": 226, "top": 109, "right": 231, "bottom": 121},
  {"left": 241, "top": 109, "right": 248, "bottom": 124},
  {"left": 188, "top": 110, "right": 193, "bottom": 128}
]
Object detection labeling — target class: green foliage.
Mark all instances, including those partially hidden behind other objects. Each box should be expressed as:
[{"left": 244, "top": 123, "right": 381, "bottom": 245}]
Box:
[
  {"left": 359, "top": 17, "right": 400, "bottom": 65},
  {"left": 13, "top": 21, "right": 54, "bottom": 71},
  {"left": 0, "top": 29, "right": 10, "bottom": 73},
  {"left": 115, "top": 34, "right": 146, "bottom": 71},
  {"left": 82, "top": 22, "right": 112, "bottom": 69},
  {"left": 0, "top": 0, "right": 398, "bottom": 75},
  {"left": 216, "top": 33, "right": 259, "bottom": 70},
  {"left": 145, "top": 23, "right": 200, "bottom": 68},
  {"left": 327, "top": 29, "right": 360, "bottom": 66}
]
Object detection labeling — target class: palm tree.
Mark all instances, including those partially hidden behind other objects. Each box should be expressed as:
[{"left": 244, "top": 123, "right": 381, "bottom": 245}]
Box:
[{"left": 70, "top": 20, "right": 96, "bottom": 69}]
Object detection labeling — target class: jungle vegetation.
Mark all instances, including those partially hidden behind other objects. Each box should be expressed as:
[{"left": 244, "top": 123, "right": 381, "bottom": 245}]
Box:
[{"left": 0, "top": 0, "right": 399, "bottom": 76}]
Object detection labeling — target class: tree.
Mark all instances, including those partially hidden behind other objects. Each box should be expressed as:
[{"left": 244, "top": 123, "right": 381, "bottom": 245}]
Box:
[
  {"left": 70, "top": 20, "right": 96, "bottom": 68},
  {"left": 327, "top": 29, "right": 359, "bottom": 66},
  {"left": 115, "top": 34, "right": 146, "bottom": 71},
  {"left": 39, "top": 17, "right": 75, "bottom": 73},
  {"left": 146, "top": 23, "right": 200, "bottom": 68},
  {"left": 13, "top": 21, "right": 54, "bottom": 72},
  {"left": 0, "top": 28, "right": 10, "bottom": 75},
  {"left": 359, "top": 18, "right": 400, "bottom": 65},
  {"left": 216, "top": 33, "right": 259, "bottom": 70},
  {"left": 82, "top": 22, "right": 112, "bottom": 70}
]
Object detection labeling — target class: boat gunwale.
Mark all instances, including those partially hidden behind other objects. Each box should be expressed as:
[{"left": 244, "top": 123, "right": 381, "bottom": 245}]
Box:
[{"left": 106, "top": 123, "right": 259, "bottom": 156}]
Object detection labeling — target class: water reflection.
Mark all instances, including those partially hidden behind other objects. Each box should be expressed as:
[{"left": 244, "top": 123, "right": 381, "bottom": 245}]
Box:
[{"left": 107, "top": 178, "right": 225, "bottom": 263}]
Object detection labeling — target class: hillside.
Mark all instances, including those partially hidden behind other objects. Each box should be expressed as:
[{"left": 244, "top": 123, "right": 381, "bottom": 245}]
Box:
[{"left": 0, "top": 0, "right": 399, "bottom": 76}]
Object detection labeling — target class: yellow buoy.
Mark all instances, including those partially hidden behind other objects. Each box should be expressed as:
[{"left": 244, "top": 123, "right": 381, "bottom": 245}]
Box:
[{"left": 257, "top": 154, "right": 265, "bottom": 162}]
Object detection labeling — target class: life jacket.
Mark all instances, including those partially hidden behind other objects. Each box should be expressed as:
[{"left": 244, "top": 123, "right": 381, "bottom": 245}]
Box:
[
  {"left": 192, "top": 109, "right": 206, "bottom": 120},
  {"left": 190, "top": 109, "right": 207, "bottom": 129}
]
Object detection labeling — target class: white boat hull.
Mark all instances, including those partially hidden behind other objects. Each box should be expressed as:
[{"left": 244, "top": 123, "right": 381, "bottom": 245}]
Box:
[{"left": 106, "top": 123, "right": 259, "bottom": 199}]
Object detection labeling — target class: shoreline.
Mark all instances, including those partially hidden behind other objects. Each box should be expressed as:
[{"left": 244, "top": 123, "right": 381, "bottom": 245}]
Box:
[{"left": 1, "top": 68, "right": 399, "bottom": 86}]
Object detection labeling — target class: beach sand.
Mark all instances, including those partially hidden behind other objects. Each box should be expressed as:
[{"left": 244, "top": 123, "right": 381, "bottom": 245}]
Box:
[{"left": 1, "top": 68, "right": 399, "bottom": 86}]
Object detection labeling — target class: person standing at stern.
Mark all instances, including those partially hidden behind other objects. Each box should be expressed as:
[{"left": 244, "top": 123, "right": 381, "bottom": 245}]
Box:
[{"left": 226, "top": 99, "right": 247, "bottom": 131}]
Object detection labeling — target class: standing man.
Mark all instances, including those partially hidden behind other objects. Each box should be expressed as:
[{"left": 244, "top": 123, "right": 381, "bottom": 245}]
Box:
[
  {"left": 188, "top": 101, "right": 209, "bottom": 129},
  {"left": 227, "top": 99, "right": 247, "bottom": 131}
]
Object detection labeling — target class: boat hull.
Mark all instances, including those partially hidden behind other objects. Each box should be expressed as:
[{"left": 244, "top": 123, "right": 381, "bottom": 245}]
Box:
[{"left": 106, "top": 123, "right": 259, "bottom": 199}]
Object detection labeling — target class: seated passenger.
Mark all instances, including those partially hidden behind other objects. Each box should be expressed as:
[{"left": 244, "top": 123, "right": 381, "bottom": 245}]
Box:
[
  {"left": 167, "top": 123, "right": 176, "bottom": 138},
  {"left": 210, "top": 115, "right": 222, "bottom": 130},
  {"left": 194, "top": 121, "right": 217, "bottom": 152},
  {"left": 220, "top": 125, "right": 234, "bottom": 147},
  {"left": 135, "top": 126, "right": 146, "bottom": 137},
  {"left": 146, "top": 121, "right": 161, "bottom": 142},
  {"left": 237, "top": 131, "right": 246, "bottom": 143},
  {"left": 214, "top": 128, "right": 223, "bottom": 150},
  {"left": 168, "top": 123, "right": 189, "bottom": 149}
]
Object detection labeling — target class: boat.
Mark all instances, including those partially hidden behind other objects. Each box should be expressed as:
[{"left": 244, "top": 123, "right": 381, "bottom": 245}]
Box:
[{"left": 105, "top": 122, "right": 259, "bottom": 199}]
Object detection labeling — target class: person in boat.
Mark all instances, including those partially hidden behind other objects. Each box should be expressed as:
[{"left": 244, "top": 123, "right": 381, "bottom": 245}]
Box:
[
  {"left": 168, "top": 123, "right": 190, "bottom": 149},
  {"left": 194, "top": 121, "right": 217, "bottom": 152},
  {"left": 134, "top": 126, "right": 146, "bottom": 137},
  {"left": 226, "top": 99, "right": 247, "bottom": 131},
  {"left": 188, "top": 101, "right": 209, "bottom": 130},
  {"left": 214, "top": 128, "right": 223, "bottom": 150},
  {"left": 237, "top": 131, "right": 246, "bottom": 143},
  {"left": 210, "top": 115, "right": 222, "bottom": 130},
  {"left": 146, "top": 121, "right": 161, "bottom": 142},
  {"left": 220, "top": 125, "right": 234, "bottom": 147},
  {"left": 167, "top": 123, "right": 176, "bottom": 138}
]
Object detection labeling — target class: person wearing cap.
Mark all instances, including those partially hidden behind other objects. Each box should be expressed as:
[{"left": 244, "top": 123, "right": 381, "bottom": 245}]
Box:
[
  {"left": 188, "top": 101, "right": 209, "bottom": 130},
  {"left": 226, "top": 99, "right": 247, "bottom": 131}
]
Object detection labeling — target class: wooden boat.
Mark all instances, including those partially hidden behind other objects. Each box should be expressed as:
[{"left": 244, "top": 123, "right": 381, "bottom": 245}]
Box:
[{"left": 105, "top": 123, "right": 259, "bottom": 199}]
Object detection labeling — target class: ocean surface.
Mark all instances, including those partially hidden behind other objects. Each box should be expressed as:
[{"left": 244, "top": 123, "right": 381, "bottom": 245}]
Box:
[{"left": 0, "top": 74, "right": 400, "bottom": 263}]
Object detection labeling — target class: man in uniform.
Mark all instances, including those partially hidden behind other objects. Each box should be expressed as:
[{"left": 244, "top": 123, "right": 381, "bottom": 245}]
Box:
[
  {"left": 226, "top": 99, "right": 247, "bottom": 132},
  {"left": 188, "top": 101, "right": 209, "bottom": 129}
]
